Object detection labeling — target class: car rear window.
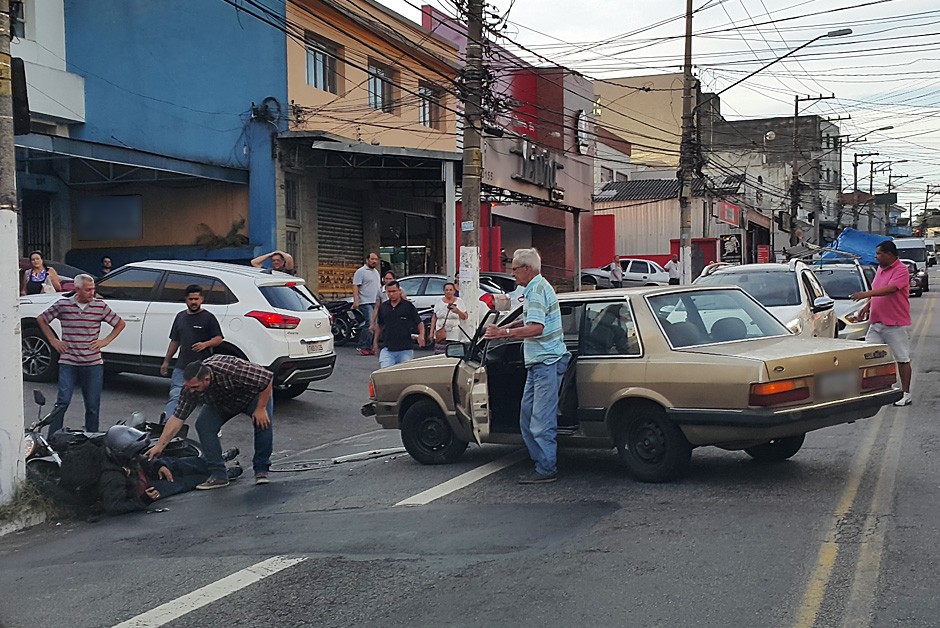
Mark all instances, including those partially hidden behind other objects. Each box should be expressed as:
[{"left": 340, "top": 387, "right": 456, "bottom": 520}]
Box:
[
  {"left": 259, "top": 285, "right": 322, "bottom": 312},
  {"left": 696, "top": 270, "right": 801, "bottom": 307},
  {"left": 813, "top": 268, "right": 865, "bottom": 298}
]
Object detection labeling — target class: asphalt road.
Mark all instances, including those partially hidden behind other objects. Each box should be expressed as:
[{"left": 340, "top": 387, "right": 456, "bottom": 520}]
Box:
[{"left": 3, "top": 286, "right": 940, "bottom": 628}]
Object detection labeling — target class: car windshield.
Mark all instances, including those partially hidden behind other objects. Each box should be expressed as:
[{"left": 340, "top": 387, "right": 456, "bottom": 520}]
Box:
[
  {"left": 812, "top": 267, "right": 865, "bottom": 299},
  {"left": 695, "top": 269, "right": 801, "bottom": 307},
  {"left": 647, "top": 289, "right": 789, "bottom": 348},
  {"left": 898, "top": 247, "right": 926, "bottom": 262},
  {"left": 259, "top": 284, "right": 322, "bottom": 311}
]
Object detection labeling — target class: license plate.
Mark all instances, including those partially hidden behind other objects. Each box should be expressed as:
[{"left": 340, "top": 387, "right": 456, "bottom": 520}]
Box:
[
  {"left": 817, "top": 370, "right": 856, "bottom": 400},
  {"left": 306, "top": 341, "right": 323, "bottom": 354}
]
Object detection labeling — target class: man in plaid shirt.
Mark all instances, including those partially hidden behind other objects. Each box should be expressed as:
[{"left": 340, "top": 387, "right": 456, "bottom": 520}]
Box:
[{"left": 148, "top": 355, "right": 274, "bottom": 488}]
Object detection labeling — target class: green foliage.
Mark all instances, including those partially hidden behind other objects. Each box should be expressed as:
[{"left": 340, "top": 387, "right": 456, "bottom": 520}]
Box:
[
  {"left": 194, "top": 217, "right": 249, "bottom": 249},
  {"left": 0, "top": 481, "right": 65, "bottom": 525}
]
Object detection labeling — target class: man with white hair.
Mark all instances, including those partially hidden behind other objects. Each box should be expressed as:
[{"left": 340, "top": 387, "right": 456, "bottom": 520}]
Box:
[
  {"left": 37, "top": 273, "right": 126, "bottom": 435},
  {"left": 484, "top": 248, "right": 570, "bottom": 484}
]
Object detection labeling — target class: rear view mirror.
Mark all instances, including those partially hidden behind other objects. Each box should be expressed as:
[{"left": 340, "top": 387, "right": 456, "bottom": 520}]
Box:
[
  {"left": 812, "top": 296, "right": 835, "bottom": 313},
  {"left": 445, "top": 343, "right": 467, "bottom": 359},
  {"left": 33, "top": 390, "right": 46, "bottom": 406}
]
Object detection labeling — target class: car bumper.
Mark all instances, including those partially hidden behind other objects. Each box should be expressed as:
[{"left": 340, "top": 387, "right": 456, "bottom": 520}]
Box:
[
  {"left": 667, "top": 388, "right": 902, "bottom": 429},
  {"left": 268, "top": 352, "right": 336, "bottom": 385},
  {"left": 361, "top": 401, "right": 376, "bottom": 417}
]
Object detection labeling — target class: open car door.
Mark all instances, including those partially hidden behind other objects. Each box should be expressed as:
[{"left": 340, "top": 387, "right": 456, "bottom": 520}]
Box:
[{"left": 452, "top": 310, "right": 501, "bottom": 445}]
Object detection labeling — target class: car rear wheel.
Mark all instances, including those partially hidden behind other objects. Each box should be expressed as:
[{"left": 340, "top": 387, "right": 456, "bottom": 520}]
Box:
[
  {"left": 744, "top": 434, "right": 805, "bottom": 462},
  {"left": 401, "top": 399, "right": 468, "bottom": 464},
  {"left": 614, "top": 405, "right": 691, "bottom": 483},
  {"left": 22, "top": 327, "right": 58, "bottom": 382}
]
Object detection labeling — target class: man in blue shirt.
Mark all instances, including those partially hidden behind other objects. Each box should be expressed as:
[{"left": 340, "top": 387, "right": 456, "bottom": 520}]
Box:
[{"left": 485, "top": 248, "right": 569, "bottom": 484}]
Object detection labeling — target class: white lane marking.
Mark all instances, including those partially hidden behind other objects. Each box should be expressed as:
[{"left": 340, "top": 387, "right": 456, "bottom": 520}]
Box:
[
  {"left": 395, "top": 449, "right": 528, "bottom": 506},
  {"left": 112, "top": 556, "right": 307, "bottom": 628}
]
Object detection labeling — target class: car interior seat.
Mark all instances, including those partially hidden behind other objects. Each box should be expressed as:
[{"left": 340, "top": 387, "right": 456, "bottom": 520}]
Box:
[
  {"left": 710, "top": 317, "right": 748, "bottom": 342},
  {"left": 664, "top": 321, "right": 703, "bottom": 347}
]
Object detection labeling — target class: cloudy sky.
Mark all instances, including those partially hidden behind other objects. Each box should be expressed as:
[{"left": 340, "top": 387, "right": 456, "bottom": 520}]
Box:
[{"left": 378, "top": 0, "right": 940, "bottom": 212}]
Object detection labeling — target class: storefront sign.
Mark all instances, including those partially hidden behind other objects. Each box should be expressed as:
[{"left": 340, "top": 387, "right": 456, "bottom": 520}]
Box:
[
  {"left": 717, "top": 201, "right": 741, "bottom": 227},
  {"left": 757, "top": 244, "right": 770, "bottom": 263},
  {"left": 576, "top": 109, "right": 593, "bottom": 155},
  {"left": 482, "top": 136, "right": 592, "bottom": 210},
  {"left": 510, "top": 140, "right": 560, "bottom": 190},
  {"left": 720, "top": 234, "right": 742, "bottom": 264}
]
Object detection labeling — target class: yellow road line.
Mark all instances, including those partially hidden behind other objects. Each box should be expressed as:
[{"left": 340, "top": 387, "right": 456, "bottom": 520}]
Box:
[{"left": 794, "top": 295, "right": 933, "bottom": 628}]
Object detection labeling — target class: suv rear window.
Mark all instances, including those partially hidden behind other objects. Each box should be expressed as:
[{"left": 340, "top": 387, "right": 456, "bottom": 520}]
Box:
[
  {"left": 259, "top": 285, "right": 322, "bottom": 312},
  {"left": 696, "top": 270, "right": 801, "bottom": 307}
]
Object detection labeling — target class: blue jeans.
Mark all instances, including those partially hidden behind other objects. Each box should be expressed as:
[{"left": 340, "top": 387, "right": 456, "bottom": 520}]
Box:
[
  {"left": 357, "top": 303, "right": 375, "bottom": 349},
  {"left": 519, "top": 354, "right": 571, "bottom": 476},
  {"left": 379, "top": 348, "right": 413, "bottom": 368},
  {"left": 150, "top": 456, "right": 210, "bottom": 498},
  {"left": 50, "top": 363, "right": 104, "bottom": 435},
  {"left": 165, "top": 368, "right": 186, "bottom": 420},
  {"left": 195, "top": 394, "right": 273, "bottom": 480}
]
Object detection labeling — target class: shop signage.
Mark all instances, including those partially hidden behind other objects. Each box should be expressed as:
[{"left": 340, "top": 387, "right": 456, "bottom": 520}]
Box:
[
  {"left": 576, "top": 110, "right": 593, "bottom": 155},
  {"left": 757, "top": 244, "right": 770, "bottom": 263},
  {"left": 717, "top": 201, "right": 741, "bottom": 227},
  {"left": 510, "top": 140, "right": 560, "bottom": 190},
  {"left": 720, "top": 234, "right": 742, "bottom": 264}
]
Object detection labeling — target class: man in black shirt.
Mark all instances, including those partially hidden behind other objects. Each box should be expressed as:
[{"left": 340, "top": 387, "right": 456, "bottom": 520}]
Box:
[
  {"left": 373, "top": 280, "right": 425, "bottom": 368},
  {"left": 161, "top": 284, "right": 223, "bottom": 421}
]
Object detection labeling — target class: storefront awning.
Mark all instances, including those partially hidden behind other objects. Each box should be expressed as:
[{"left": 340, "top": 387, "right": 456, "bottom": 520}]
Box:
[{"left": 15, "top": 134, "right": 249, "bottom": 185}]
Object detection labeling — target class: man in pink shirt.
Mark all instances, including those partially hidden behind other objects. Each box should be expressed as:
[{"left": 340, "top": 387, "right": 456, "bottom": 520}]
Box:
[{"left": 851, "top": 240, "right": 912, "bottom": 406}]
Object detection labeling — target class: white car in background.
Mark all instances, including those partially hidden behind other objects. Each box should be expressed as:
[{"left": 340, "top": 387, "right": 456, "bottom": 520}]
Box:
[
  {"left": 811, "top": 261, "right": 872, "bottom": 340},
  {"left": 20, "top": 261, "right": 334, "bottom": 399},
  {"left": 581, "top": 258, "right": 670, "bottom": 288},
  {"left": 694, "top": 261, "right": 837, "bottom": 338}
]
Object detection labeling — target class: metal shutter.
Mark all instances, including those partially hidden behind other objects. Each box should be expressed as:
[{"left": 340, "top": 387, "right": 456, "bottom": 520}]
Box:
[{"left": 317, "top": 183, "right": 364, "bottom": 265}]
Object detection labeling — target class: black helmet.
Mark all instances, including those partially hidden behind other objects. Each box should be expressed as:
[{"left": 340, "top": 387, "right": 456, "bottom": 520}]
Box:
[{"left": 104, "top": 425, "right": 151, "bottom": 464}]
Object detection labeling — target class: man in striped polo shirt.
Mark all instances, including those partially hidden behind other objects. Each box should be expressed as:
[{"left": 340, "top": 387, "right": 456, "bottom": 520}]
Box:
[
  {"left": 485, "top": 248, "right": 570, "bottom": 484},
  {"left": 37, "top": 273, "right": 125, "bottom": 434}
]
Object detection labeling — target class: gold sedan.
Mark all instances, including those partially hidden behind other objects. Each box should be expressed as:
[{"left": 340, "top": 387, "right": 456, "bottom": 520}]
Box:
[{"left": 362, "top": 286, "right": 902, "bottom": 482}]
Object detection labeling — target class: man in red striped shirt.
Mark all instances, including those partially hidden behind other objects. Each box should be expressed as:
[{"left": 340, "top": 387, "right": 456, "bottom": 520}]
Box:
[{"left": 37, "top": 274, "right": 126, "bottom": 434}]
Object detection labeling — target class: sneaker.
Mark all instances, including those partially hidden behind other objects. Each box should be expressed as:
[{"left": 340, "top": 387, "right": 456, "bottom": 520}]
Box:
[
  {"left": 196, "top": 477, "right": 230, "bottom": 490},
  {"left": 226, "top": 462, "right": 243, "bottom": 481},
  {"left": 894, "top": 392, "right": 913, "bottom": 407},
  {"left": 222, "top": 447, "right": 240, "bottom": 462},
  {"left": 358, "top": 348, "right": 373, "bottom": 356},
  {"left": 254, "top": 472, "right": 270, "bottom": 485},
  {"left": 518, "top": 470, "right": 558, "bottom": 484}
]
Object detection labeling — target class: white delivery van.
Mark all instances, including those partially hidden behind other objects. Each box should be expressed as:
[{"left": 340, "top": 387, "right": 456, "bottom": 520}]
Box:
[
  {"left": 925, "top": 238, "right": 937, "bottom": 266},
  {"left": 894, "top": 237, "right": 929, "bottom": 291}
]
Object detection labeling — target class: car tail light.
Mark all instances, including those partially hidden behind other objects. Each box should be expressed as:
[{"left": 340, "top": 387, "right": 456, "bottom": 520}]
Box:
[
  {"left": 245, "top": 310, "right": 300, "bottom": 329},
  {"left": 749, "top": 378, "right": 810, "bottom": 406},
  {"left": 861, "top": 364, "right": 897, "bottom": 390},
  {"left": 479, "top": 292, "right": 495, "bottom": 309},
  {"left": 369, "top": 378, "right": 375, "bottom": 399}
]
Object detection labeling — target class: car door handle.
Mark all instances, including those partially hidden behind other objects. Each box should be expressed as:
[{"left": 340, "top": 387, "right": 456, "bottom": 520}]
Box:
[{"left": 123, "top": 316, "right": 142, "bottom": 322}]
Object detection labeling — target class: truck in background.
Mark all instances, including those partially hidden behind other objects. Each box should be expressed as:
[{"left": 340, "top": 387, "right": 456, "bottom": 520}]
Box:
[{"left": 894, "top": 237, "right": 929, "bottom": 291}]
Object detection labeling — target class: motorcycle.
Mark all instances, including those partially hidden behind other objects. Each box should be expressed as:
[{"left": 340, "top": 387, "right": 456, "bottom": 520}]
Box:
[
  {"left": 322, "top": 297, "right": 365, "bottom": 347},
  {"left": 24, "top": 390, "right": 66, "bottom": 484}
]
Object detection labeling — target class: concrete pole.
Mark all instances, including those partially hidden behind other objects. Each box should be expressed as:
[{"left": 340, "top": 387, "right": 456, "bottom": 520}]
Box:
[
  {"left": 0, "top": 0, "right": 26, "bottom": 502},
  {"left": 677, "top": 0, "right": 694, "bottom": 284},
  {"left": 459, "top": 0, "right": 483, "bottom": 323},
  {"left": 443, "top": 161, "right": 457, "bottom": 278}
]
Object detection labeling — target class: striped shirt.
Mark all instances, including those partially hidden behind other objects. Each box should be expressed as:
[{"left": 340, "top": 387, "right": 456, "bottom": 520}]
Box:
[
  {"left": 39, "top": 296, "right": 122, "bottom": 366},
  {"left": 521, "top": 274, "right": 566, "bottom": 367}
]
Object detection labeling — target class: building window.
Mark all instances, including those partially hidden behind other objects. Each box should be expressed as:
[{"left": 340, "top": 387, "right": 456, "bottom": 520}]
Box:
[
  {"left": 615, "top": 172, "right": 628, "bottom": 182},
  {"left": 305, "top": 33, "right": 340, "bottom": 94},
  {"left": 419, "top": 84, "right": 442, "bottom": 129},
  {"left": 285, "top": 178, "right": 299, "bottom": 222},
  {"left": 368, "top": 61, "right": 395, "bottom": 114},
  {"left": 10, "top": 1, "right": 25, "bottom": 39},
  {"left": 286, "top": 229, "right": 299, "bottom": 268},
  {"left": 601, "top": 167, "right": 614, "bottom": 183}
]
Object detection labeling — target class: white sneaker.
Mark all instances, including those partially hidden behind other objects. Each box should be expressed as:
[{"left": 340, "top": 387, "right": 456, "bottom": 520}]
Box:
[{"left": 894, "top": 392, "right": 912, "bottom": 407}]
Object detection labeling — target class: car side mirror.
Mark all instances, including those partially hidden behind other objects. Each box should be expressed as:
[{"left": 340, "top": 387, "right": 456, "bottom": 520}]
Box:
[
  {"left": 445, "top": 343, "right": 467, "bottom": 359},
  {"left": 812, "top": 296, "right": 835, "bottom": 313}
]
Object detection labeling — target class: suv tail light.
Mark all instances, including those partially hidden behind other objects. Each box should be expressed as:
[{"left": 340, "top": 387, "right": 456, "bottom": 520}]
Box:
[
  {"left": 749, "top": 378, "right": 810, "bottom": 406},
  {"left": 246, "top": 310, "right": 301, "bottom": 329},
  {"left": 861, "top": 364, "right": 896, "bottom": 390},
  {"left": 479, "top": 292, "right": 495, "bottom": 309}
]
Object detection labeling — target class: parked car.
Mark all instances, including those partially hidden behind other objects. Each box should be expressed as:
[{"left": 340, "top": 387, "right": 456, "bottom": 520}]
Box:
[
  {"left": 480, "top": 272, "right": 516, "bottom": 293},
  {"left": 901, "top": 259, "right": 924, "bottom": 298},
  {"left": 581, "top": 258, "right": 669, "bottom": 288},
  {"left": 362, "top": 286, "right": 901, "bottom": 482},
  {"left": 19, "top": 261, "right": 335, "bottom": 399},
  {"left": 811, "top": 260, "right": 871, "bottom": 340},
  {"left": 894, "top": 238, "right": 928, "bottom": 291},
  {"left": 395, "top": 274, "right": 505, "bottom": 310},
  {"left": 17, "top": 259, "right": 88, "bottom": 293},
  {"left": 694, "top": 261, "right": 837, "bottom": 338}
]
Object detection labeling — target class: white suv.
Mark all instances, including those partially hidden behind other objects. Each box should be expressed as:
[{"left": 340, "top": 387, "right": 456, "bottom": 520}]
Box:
[{"left": 20, "top": 261, "right": 335, "bottom": 399}]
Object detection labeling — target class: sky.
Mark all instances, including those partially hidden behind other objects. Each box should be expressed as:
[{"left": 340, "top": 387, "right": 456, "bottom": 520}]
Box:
[{"left": 377, "top": 0, "right": 940, "bottom": 215}]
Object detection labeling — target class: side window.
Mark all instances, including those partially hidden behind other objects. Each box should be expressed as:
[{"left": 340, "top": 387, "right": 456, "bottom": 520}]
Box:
[
  {"left": 559, "top": 303, "right": 584, "bottom": 346},
  {"left": 581, "top": 301, "right": 640, "bottom": 356},
  {"left": 397, "top": 277, "right": 424, "bottom": 296},
  {"left": 425, "top": 277, "right": 447, "bottom": 296},
  {"left": 204, "top": 280, "right": 237, "bottom": 305},
  {"left": 96, "top": 268, "right": 162, "bottom": 301},
  {"left": 632, "top": 261, "right": 650, "bottom": 275},
  {"left": 802, "top": 272, "right": 825, "bottom": 300},
  {"left": 157, "top": 273, "right": 213, "bottom": 304}
]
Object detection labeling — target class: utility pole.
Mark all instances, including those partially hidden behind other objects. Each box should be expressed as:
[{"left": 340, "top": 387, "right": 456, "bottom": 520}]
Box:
[
  {"left": 0, "top": 0, "right": 25, "bottom": 502},
  {"left": 789, "top": 94, "right": 834, "bottom": 247},
  {"left": 852, "top": 152, "right": 877, "bottom": 229},
  {"left": 460, "top": 0, "right": 483, "bottom": 318},
  {"left": 678, "top": 0, "right": 694, "bottom": 284}
]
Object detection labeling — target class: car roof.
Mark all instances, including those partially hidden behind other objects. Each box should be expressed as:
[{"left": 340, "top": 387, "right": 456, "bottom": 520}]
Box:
[
  {"left": 125, "top": 260, "right": 305, "bottom": 284},
  {"left": 556, "top": 284, "right": 743, "bottom": 303}
]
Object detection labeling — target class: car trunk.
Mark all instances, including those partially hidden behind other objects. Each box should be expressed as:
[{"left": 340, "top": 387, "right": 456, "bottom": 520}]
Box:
[{"left": 256, "top": 281, "right": 331, "bottom": 359}]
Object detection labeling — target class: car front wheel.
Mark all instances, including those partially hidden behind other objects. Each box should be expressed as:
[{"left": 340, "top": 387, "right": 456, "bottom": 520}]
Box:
[
  {"left": 401, "top": 399, "right": 468, "bottom": 464},
  {"left": 614, "top": 405, "right": 691, "bottom": 483},
  {"left": 22, "top": 327, "right": 58, "bottom": 382},
  {"left": 744, "top": 434, "right": 805, "bottom": 461}
]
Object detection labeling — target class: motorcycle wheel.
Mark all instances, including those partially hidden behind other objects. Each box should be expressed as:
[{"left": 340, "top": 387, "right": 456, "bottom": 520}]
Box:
[
  {"left": 26, "top": 459, "right": 60, "bottom": 485},
  {"left": 332, "top": 317, "right": 351, "bottom": 346}
]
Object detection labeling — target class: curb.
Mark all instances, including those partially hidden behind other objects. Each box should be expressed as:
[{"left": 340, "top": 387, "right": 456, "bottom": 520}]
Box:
[{"left": 0, "top": 511, "right": 47, "bottom": 538}]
